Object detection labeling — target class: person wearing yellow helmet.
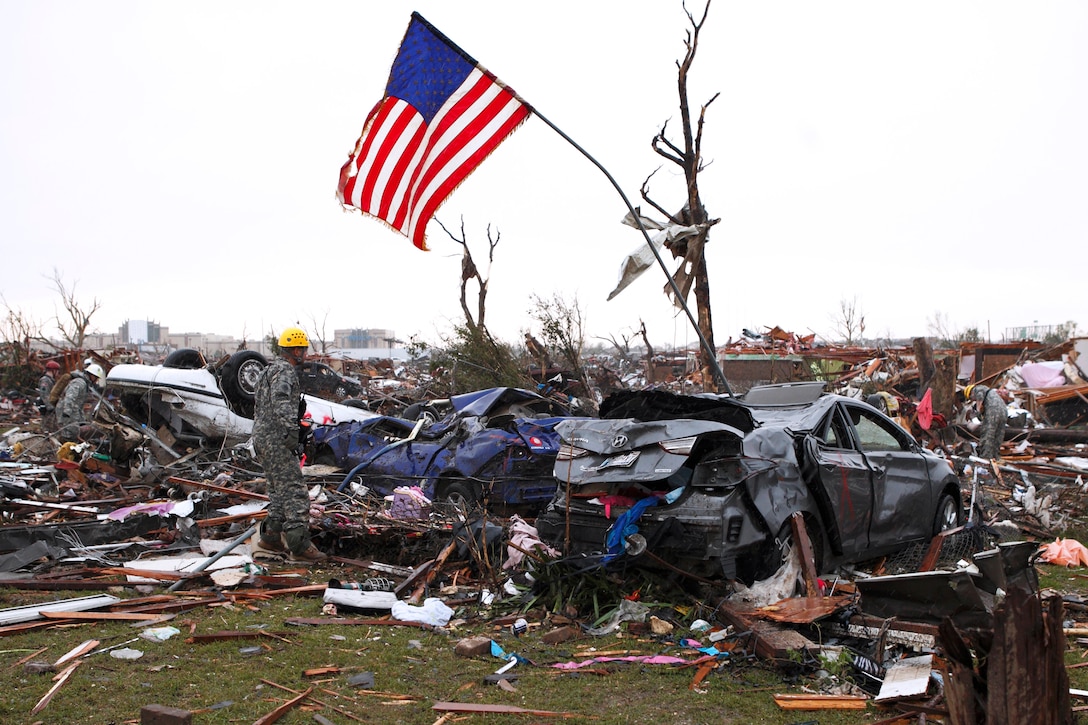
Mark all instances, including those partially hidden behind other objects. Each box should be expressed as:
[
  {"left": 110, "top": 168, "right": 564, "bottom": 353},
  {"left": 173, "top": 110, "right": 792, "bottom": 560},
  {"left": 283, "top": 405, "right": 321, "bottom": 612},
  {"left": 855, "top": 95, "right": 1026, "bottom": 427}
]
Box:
[{"left": 252, "top": 326, "right": 326, "bottom": 563}]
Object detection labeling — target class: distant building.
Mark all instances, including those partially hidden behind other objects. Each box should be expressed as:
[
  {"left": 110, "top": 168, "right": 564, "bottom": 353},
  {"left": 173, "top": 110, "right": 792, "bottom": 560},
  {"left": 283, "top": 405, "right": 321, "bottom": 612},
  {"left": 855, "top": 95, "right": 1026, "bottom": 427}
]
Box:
[
  {"left": 334, "top": 328, "right": 397, "bottom": 349},
  {"left": 119, "top": 319, "right": 164, "bottom": 345}
]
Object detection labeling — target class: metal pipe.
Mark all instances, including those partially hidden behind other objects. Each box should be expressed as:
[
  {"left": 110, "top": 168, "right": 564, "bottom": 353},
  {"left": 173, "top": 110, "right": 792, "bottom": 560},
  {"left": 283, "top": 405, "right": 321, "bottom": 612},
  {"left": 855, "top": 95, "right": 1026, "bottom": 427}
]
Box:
[{"left": 165, "top": 523, "right": 258, "bottom": 593}]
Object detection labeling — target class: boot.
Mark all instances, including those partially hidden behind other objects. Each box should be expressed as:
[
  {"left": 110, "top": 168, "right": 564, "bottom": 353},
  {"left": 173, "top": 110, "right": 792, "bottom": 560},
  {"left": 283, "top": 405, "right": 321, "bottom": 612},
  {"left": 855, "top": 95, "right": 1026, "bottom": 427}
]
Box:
[
  {"left": 290, "top": 542, "right": 328, "bottom": 564},
  {"left": 255, "top": 523, "right": 287, "bottom": 553}
]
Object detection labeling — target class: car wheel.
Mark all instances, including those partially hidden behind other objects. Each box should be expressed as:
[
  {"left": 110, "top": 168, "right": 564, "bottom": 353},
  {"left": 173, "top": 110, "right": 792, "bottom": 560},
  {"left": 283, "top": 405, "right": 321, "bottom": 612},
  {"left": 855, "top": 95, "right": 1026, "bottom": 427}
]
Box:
[
  {"left": 163, "top": 348, "right": 206, "bottom": 369},
  {"left": 334, "top": 385, "right": 348, "bottom": 399},
  {"left": 404, "top": 402, "right": 441, "bottom": 426},
  {"left": 933, "top": 492, "right": 962, "bottom": 535},
  {"left": 442, "top": 480, "right": 479, "bottom": 515},
  {"left": 220, "top": 351, "right": 267, "bottom": 411},
  {"left": 312, "top": 449, "right": 337, "bottom": 467}
]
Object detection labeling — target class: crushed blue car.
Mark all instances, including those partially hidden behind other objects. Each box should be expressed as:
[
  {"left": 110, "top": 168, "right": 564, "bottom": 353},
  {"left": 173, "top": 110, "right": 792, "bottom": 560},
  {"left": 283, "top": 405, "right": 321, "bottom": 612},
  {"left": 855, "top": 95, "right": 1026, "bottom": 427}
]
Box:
[{"left": 309, "top": 387, "right": 581, "bottom": 510}]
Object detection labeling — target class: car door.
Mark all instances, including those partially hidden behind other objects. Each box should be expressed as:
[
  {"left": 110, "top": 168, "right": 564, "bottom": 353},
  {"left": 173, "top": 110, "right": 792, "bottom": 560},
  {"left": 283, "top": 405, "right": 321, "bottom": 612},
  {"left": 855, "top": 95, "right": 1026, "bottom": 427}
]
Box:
[
  {"left": 843, "top": 402, "right": 933, "bottom": 546},
  {"left": 806, "top": 406, "right": 873, "bottom": 556}
]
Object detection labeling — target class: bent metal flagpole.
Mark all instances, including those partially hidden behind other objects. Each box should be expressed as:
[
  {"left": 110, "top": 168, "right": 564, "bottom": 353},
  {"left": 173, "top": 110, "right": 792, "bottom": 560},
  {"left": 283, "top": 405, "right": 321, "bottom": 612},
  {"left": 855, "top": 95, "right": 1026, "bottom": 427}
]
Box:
[{"left": 530, "top": 110, "right": 732, "bottom": 395}]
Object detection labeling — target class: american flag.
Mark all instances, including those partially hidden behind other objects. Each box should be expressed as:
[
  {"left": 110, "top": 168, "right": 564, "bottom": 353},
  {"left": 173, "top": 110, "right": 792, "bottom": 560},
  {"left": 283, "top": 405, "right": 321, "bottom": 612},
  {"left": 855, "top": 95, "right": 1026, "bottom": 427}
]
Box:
[{"left": 338, "top": 13, "right": 532, "bottom": 250}]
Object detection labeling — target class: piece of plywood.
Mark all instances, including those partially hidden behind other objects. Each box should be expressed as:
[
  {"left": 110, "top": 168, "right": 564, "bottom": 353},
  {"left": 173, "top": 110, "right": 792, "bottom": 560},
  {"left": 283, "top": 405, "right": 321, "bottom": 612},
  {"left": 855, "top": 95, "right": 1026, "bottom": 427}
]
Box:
[{"left": 875, "top": 654, "right": 933, "bottom": 701}]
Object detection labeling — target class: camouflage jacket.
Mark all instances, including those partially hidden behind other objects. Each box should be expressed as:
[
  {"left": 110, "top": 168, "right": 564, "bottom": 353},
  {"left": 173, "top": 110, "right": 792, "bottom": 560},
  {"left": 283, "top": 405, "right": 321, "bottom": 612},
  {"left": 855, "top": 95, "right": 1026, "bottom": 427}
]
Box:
[
  {"left": 38, "top": 373, "right": 55, "bottom": 403},
  {"left": 253, "top": 357, "right": 302, "bottom": 448},
  {"left": 56, "top": 373, "right": 90, "bottom": 426}
]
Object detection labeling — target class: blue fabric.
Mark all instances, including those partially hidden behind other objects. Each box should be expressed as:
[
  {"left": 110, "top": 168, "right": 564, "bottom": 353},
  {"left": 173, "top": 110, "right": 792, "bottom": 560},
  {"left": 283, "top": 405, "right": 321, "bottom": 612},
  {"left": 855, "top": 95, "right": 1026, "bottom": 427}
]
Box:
[
  {"left": 386, "top": 14, "right": 474, "bottom": 122},
  {"left": 604, "top": 496, "right": 661, "bottom": 560}
]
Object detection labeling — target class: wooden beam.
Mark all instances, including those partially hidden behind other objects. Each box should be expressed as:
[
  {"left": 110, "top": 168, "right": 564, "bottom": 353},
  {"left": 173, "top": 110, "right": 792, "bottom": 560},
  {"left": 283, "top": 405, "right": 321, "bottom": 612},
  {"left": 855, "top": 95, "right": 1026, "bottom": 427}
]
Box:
[{"left": 789, "top": 511, "right": 819, "bottom": 596}]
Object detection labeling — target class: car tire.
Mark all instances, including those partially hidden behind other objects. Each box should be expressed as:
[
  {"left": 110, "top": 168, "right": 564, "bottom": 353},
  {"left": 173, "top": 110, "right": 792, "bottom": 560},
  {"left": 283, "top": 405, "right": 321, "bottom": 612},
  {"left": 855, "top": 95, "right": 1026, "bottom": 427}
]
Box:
[
  {"left": 441, "top": 480, "right": 478, "bottom": 515},
  {"left": 163, "top": 348, "right": 206, "bottom": 369},
  {"left": 220, "top": 351, "right": 267, "bottom": 412},
  {"left": 933, "top": 492, "right": 963, "bottom": 535},
  {"left": 404, "top": 403, "right": 442, "bottom": 426},
  {"left": 312, "top": 449, "right": 337, "bottom": 467}
]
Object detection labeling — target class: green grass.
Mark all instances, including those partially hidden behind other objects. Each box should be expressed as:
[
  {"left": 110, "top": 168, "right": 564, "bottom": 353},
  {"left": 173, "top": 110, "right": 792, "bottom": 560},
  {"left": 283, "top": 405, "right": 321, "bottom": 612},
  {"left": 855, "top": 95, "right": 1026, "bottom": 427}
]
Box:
[
  {"left": 1, "top": 544, "right": 1086, "bottom": 723},
  {"left": 0, "top": 578, "right": 891, "bottom": 725}
]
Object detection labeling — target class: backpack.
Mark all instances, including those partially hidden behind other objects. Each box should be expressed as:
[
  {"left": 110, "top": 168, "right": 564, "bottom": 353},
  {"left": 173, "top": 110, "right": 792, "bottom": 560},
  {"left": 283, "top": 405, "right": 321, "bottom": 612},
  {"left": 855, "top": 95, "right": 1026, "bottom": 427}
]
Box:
[{"left": 48, "top": 372, "right": 73, "bottom": 406}]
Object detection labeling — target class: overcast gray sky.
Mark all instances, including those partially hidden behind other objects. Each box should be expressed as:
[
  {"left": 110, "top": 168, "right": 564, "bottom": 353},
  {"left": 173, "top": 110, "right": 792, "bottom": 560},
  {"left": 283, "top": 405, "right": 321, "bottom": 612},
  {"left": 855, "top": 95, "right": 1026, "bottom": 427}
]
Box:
[{"left": 2, "top": 1, "right": 1085, "bottom": 349}]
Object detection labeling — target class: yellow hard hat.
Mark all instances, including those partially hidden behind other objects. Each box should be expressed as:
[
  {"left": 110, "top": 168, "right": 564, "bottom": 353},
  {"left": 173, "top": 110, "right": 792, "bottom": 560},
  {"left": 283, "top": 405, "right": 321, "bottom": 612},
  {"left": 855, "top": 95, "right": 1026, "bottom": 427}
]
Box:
[
  {"left": 278, "top": 327, "right": 310, "bottom": 348},
  {"left": 963, "top": 384, "right": 974, "bottom": 401}
]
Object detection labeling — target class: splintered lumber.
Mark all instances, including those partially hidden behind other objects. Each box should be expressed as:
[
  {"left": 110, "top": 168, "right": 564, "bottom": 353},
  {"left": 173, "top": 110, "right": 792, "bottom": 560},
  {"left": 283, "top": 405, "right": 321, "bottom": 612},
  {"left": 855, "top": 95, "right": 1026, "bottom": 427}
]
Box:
[
  {"left": 773, "top": 694, "right": 868, "bottom": 710},
  {"left": 252, "top": 685, "right": 313, "bottom": 725},
  {"left": 260, "top": 679, "right": 366, "bottom": 723},
  {"left": 185, "top": 630, "right": 293, "bottom": 644},
  {"left": 6, "top": 646, "right": 49, "bottom": 670},
  {"left": 789, "top": 512, "right": 820, "bottom": 596},
  {"left": 432, "top": 701, "right": 585, "bottom": 718},
  {"left": 53, "top": 639, "right": 100, "bottom": 667},
  {"left": 167, "top": 475, "right": 268, "bottom": 500},
  {"left": 715, "top": 600, "right": 817, "bottom": 661},
  {"left": 755, "top": 595, "right": 853, "bottom": 625},
  {"left": 30, "top": 660, "right": 82, "bottom": 715}
]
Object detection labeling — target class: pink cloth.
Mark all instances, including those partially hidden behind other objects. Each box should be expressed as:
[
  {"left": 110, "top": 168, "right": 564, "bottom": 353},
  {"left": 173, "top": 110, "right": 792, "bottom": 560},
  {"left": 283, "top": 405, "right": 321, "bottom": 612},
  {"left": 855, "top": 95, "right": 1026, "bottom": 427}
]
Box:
[
  {"left": 916, "top": 388, "right": 933, "bottom": 431},
  {"left": 552, "top": 655, "right": 690, "bottom": 670},
  {"left": 1019, "top": 362, "right": 1066, "bottom": 389}
]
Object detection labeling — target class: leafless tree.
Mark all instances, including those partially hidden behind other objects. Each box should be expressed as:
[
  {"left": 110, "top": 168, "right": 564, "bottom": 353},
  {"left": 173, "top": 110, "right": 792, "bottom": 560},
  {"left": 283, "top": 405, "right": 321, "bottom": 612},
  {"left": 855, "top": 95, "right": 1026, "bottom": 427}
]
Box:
[
  {"left": 639, "top": 0, "right": 722, "bottom": 391},
  {"left": 926, "top": 311, "right": 981, "bottom": 348},
  {"left": 831, "top": 296, "right": 866, "bottom": 345},
  {"left": 307, "top": 309, "right": 331, "bottom": 354},
  {"left": 596, "top": 329, "right": 634, "bottom": 358},
  {"left": 46, "top": 268, "right": 101, "bottom": 349},
  {"left": 436, "top": 217, "right": 499, "bottom": 335},
  {"left": 0, "top": 296, "right": 44, "bottom": 366}
]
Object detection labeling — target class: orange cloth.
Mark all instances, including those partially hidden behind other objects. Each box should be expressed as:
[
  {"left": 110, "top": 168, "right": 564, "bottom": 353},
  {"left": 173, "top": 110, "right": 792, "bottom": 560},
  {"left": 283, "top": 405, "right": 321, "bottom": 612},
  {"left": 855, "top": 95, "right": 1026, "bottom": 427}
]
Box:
[{"left": 1038, "top": 538, "right": 1088, "bottom": 567}]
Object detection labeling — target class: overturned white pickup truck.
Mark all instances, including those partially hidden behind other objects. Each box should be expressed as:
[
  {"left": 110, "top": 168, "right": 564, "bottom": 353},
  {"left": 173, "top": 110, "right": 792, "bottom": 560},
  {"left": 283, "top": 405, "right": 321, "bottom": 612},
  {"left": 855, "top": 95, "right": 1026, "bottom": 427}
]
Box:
[{"left": 105, "top": 349, "right": 376, "bottom": 446}]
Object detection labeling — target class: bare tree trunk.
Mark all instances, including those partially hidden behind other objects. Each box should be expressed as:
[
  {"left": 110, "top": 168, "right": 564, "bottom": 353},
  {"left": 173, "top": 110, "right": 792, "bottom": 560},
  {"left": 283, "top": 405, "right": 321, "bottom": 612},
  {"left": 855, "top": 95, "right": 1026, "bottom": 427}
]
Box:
[{"left": 638, "top": 320, "right": 654, "bottom": 384}]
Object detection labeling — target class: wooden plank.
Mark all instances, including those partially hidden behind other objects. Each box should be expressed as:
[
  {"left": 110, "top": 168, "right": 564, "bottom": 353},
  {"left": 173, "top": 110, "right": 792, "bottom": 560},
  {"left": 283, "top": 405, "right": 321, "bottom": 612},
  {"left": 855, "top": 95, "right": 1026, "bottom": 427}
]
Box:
[
  {"left": 432, "top": 701, "right": 583, "bottom": 717},
  {"left": 53, "top": 639, "right": 99, "bottom": 667},
  {"left": 919, "top": 525, "right": 964, "bottom": 572},
  {"left": 40, "top": 611, "right": 160, "bottom": 621},
  {"left": 773, "top": 693, "right": 868, "bottom": 710},
  {"left": 715, "top": 600, "right": 816, "bottom": 661},
  {"left": 789, "top": 512, "right": 820, "bottom": 596}
]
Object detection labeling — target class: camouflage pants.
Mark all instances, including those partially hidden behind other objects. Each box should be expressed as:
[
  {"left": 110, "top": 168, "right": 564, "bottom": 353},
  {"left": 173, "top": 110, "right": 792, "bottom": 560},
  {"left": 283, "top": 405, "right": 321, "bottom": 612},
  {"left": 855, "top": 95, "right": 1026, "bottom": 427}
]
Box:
[
  {"left": 978, "top": 408, "right": 1006, "bottom": 459},
  {"left": 254, "top": 436, "right": 311, "bottom": 552}
]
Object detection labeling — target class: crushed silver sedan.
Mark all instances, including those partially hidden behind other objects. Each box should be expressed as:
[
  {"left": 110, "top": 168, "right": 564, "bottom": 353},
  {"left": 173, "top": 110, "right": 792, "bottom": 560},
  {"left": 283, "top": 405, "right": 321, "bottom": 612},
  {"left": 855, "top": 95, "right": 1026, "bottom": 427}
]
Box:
[{"left": 536, "top": 383, "right": 963, "bottom": 583}]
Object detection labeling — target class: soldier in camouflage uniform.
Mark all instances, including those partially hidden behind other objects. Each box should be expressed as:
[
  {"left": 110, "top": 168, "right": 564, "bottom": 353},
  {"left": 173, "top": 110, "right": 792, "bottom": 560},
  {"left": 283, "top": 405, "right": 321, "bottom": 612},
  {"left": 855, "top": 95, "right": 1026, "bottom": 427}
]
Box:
[
  {"left": 55, "top": 364, "right": 104, "bottom": 442},
  {"left": 38, "top": 361, "right": 60, "bottom": 409},
  {"left": 969, "top": 384, "right": 1007, "bottom": 459},
  {"left": 253, "top": 327, "right": 326, "bottom": 563}
]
